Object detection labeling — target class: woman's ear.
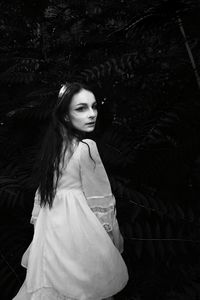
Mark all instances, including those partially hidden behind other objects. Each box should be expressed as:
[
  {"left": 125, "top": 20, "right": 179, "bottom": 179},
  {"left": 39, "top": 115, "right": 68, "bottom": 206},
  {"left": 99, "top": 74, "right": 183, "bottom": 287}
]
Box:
[{"left": 64, "top": 116, "right": 70, "bottom": 122}]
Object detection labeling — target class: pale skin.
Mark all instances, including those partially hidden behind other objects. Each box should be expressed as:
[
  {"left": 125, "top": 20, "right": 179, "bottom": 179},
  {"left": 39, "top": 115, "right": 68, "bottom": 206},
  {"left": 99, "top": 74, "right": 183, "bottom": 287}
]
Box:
[{"left": 67, "top": 89, "right": 98, "bottom": 133}]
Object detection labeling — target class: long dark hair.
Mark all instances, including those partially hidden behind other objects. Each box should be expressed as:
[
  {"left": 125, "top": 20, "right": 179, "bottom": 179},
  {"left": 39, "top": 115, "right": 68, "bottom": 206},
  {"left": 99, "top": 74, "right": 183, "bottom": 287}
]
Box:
[{"left": 37, "top": 82, "right": 93, "bottom": 208}]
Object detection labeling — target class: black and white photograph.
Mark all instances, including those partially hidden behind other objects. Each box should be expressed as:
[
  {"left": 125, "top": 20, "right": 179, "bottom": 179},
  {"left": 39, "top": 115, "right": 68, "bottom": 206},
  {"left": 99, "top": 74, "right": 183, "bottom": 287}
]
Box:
[{"left": 0, "top": 1, "right": 200, "bottom": 299}]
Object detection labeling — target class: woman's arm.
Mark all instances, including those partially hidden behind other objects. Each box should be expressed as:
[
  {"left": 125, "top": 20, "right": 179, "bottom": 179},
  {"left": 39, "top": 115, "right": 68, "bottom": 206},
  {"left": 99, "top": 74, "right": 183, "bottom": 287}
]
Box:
[{"left": 80, "top": 139, "right": 124, "bottom": 253}]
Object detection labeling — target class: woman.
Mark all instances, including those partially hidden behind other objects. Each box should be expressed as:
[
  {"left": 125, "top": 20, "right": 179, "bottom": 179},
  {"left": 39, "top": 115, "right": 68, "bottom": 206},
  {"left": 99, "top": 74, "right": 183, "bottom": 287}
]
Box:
[{"left": 13, "top": 82, "right": 129, "bottom": 300}]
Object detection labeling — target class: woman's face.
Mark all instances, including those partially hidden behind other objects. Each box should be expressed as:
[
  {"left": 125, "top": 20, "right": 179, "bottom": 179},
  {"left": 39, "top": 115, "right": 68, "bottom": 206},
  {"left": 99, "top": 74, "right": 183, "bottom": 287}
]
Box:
[{"left": 68, "top": 89, "right": 98, "bottom": 133}]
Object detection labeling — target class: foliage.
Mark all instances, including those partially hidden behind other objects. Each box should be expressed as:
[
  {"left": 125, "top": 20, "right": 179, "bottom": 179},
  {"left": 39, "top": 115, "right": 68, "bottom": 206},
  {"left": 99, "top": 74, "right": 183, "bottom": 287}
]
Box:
[{"left": 0, "top": 0, "right": 200, "bottom": 299}]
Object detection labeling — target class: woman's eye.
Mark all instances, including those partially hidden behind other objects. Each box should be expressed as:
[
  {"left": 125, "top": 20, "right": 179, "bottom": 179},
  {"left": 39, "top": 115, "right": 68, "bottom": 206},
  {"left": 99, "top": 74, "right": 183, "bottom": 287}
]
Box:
[
  {"left": 75, "top": 103, "right": 97, "bottom": 112},
  {"left": 76, "top": 107, "right": 85, "bottom": 111}
]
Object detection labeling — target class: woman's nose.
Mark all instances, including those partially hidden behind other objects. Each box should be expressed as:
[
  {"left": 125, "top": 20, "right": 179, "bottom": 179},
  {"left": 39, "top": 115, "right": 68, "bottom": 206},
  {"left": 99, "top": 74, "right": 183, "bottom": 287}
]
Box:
[{"left": 88, "top": 108, "right": 96, "bottom": 118}]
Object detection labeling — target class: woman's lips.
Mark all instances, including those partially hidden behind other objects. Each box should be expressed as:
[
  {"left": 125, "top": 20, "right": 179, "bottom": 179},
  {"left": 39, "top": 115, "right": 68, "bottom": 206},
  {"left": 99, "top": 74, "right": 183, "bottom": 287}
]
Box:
[{"left": 86, "top": 121, "right": 96, "bottom": 125}]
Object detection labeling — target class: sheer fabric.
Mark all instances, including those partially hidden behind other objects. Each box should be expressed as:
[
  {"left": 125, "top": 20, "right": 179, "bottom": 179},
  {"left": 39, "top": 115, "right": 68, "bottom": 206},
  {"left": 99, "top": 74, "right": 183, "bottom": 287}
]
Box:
[{"left": 13, "top": 139, "right": 128, "bottom": 300}]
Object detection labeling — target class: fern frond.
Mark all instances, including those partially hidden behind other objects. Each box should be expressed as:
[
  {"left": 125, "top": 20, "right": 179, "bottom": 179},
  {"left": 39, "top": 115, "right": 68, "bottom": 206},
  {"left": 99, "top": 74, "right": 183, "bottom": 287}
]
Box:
[
  {"left": 44, "top": 6, "right": 60, "bottom": 19},
  {"left": 77, "top": 52, "right": 140, "bottom": 82},
  {"left": 0, "top": 58, "right": 41, "bottom": 84}
]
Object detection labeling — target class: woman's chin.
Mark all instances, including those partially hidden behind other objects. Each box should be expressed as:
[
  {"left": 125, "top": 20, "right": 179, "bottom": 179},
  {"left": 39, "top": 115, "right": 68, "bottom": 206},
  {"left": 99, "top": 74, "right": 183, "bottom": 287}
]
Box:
[
  {"left": 83, "top": 128, "right": 95, "bottom": 133},
  {"left": 73, "top": 125, "right": 96, "bottom": 134},
  {"left": 81, "top": 126, "right": 95, "bottom": 133}
]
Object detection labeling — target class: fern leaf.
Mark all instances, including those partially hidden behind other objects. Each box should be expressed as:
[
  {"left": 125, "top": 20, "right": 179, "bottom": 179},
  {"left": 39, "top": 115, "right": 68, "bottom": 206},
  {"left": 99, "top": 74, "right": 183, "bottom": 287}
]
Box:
[
  {"left": 145, "top": 221, "right": 156, "bottom": 261},
  {"left": 133, "top": 222, "right": 143, "bottom": 259}
]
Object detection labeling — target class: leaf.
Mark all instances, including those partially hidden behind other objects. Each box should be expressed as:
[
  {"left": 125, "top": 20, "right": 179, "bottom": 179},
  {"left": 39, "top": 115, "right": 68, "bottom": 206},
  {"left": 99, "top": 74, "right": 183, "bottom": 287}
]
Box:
[
  {"left": 165, "top": 221, "right": 176, "bottom": 256},
  {"left": 130, "top": 207, "right": 141, "bottom": 223},
  {"left": 145, "top": 221, "right": 156, "bottom": 261},
  {"left": 155, "top": 222, "right": 165, "bottom": 260},
  {"left": 133, "top": 222, "right": 143, "bottom": 259},
  {"left": 124, "top": 222, "right": 133, "bottom": 239},
  {"left": 44, "top": 6, "right": 60, "bottom": 19},
  {"left": 174, "top": 203, "right": 185, "bottom": 219}
]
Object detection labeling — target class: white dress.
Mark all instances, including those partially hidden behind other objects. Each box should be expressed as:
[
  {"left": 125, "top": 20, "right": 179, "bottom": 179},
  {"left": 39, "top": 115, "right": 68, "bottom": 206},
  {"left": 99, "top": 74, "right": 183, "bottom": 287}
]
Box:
[{"left": 13, "top": 139, "right": 129, "bottom": 300}]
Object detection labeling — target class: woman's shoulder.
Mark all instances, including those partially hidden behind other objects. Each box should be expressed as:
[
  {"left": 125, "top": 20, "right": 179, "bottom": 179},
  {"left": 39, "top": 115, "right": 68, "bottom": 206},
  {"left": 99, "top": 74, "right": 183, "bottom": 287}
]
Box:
[
  {"left": 80, "top": 139, "right": 98, "bottom": 158},
  {"left": 81, "top": 139, "right": 96, "bottom": 147}
]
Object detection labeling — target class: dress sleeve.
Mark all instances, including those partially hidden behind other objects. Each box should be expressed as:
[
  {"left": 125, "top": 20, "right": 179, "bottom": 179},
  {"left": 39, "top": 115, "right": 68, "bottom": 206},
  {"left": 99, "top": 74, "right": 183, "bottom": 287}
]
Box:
[
  {"left": 22, "top": 190, "right": 41, "bottom": 268},
  {"left": 80, "top": 139, "right": 124, "bottom": 253},
  {"left": 30, "top": 189, "right": 41, "bottom": 225}
]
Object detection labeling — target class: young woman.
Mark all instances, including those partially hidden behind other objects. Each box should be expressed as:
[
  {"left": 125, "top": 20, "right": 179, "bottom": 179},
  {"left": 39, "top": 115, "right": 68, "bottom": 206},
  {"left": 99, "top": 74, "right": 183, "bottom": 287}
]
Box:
[{"left": 13, "top": 82, "right": 129, "bottom": 300}]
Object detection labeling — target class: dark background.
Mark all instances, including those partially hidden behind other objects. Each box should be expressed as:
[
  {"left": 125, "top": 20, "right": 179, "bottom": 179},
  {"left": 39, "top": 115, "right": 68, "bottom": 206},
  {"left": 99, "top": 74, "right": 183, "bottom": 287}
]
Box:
[{"left": 1, "top": 0, "right": 200, "bottom": 299}]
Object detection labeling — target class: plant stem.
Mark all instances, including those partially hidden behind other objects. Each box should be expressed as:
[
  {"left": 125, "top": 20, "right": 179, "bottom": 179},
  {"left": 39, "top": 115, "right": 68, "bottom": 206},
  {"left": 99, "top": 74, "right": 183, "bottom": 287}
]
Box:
[{"left": 177, "top": 16, "right": 200, "bottom": 90}]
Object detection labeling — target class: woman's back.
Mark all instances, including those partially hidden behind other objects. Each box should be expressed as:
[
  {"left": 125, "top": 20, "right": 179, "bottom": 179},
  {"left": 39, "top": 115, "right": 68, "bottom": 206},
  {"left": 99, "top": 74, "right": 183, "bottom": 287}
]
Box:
[
  {"left": 56, "top": 141, "right": 82, "bottom": 192},
  {"left": 13, "top": 82, "right": 128, "bottom": 300},
  {"left": 14, "top": 139, "right": 128, "bottom": 300}
]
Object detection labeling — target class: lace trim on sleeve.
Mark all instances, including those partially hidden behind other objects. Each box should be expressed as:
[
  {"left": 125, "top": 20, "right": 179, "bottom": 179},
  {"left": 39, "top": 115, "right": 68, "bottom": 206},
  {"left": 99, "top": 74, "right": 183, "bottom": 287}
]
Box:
[
  {"left": 86, "top": 193, "right": 112, "bottom": 199},
  {"left": 90, "top": 204, "right": 115, "bottom": 233}
]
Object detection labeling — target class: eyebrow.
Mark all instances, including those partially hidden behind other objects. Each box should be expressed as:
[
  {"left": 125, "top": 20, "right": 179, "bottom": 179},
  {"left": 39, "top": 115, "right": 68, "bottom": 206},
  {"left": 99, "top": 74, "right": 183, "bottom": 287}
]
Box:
[{"left": 75, "top": 101, "right": 97, "bottom": 107}]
